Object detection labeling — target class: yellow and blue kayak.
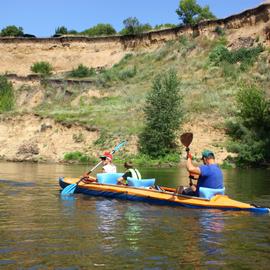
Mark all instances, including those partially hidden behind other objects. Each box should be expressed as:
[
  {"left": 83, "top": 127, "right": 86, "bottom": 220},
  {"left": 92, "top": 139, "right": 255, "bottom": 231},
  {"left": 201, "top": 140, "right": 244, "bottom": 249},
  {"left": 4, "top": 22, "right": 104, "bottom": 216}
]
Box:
[{"left": 59, "top": 176, "right": 270, "bottom": 214}]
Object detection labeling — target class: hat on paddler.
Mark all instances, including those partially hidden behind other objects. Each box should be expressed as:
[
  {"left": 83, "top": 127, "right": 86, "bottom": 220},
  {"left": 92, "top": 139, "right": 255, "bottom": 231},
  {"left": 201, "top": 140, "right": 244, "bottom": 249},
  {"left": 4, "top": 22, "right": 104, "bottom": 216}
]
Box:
[
  {"left": 100, "top": 151, "right": 113, "bottom": 161},
  {"left": 201, "top": 149, "right": 215, "bottom": 159}
]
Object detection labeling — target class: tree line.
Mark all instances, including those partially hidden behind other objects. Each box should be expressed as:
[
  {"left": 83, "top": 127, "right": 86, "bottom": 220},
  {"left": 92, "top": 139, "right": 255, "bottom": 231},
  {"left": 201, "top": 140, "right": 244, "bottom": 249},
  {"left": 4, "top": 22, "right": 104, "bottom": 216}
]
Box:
[{"left": 0, "top": 0, "right": 215, "bottom": 37}]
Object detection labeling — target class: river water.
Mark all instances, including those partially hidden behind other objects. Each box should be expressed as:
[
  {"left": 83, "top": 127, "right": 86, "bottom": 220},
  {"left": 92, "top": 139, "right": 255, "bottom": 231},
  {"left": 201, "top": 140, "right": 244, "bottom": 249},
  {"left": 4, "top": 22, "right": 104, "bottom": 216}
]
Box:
[{"left": 0, "top": 161, "right": 269, "bottom": 269}]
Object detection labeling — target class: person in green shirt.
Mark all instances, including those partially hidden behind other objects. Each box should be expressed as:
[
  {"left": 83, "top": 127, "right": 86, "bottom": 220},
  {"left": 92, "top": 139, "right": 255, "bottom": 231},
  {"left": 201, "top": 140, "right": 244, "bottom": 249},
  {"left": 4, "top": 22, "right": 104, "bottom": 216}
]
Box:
[{"left": 117, "top": 161, "right": 141, "bottom": 186}]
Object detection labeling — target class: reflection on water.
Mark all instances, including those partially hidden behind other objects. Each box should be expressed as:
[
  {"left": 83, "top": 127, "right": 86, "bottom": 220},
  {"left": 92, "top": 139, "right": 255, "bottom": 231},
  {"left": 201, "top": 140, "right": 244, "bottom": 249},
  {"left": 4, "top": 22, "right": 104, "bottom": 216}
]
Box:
[{"left": 0, "top": 161, "right": 269, "bottom": 269}]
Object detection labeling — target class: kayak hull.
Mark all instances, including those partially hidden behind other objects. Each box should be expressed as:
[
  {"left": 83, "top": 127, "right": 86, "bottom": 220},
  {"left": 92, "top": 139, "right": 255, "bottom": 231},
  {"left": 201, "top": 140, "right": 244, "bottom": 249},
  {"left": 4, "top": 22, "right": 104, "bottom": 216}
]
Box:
[{"left": 59, "top": 177, "right": 270, "bottom": 214}]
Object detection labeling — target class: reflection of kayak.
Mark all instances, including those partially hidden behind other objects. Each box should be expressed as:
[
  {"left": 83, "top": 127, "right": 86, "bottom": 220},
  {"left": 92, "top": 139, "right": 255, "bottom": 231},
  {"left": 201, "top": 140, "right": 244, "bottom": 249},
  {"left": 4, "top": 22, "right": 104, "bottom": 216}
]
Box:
[{"left": 59, "top": 176, "right": 270, "bottom": 214}]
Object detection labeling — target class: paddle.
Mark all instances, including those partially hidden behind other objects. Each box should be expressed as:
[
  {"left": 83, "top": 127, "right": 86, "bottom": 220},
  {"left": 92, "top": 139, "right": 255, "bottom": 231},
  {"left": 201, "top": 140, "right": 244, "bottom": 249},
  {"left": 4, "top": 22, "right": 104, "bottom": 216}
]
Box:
[
  {"left": 61, "top": 140, "right": 127, "bottom": 195},
  {"left": 180, "top": 132, "right": 193, "bottom": 152},
  {"left": 180, "top": 132, "right": 194, "bottom": 186}
]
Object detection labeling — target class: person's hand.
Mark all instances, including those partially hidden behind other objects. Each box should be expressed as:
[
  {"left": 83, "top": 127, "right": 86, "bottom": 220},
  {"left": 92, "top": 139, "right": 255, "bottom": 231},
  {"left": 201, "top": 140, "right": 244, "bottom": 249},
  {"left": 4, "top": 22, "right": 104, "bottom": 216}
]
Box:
[
  {"left": 83, "top": 172, "right": 89, "bottom": 178},
  {"left": 187, "top": 152, "right": 192, "bottom": 159}
]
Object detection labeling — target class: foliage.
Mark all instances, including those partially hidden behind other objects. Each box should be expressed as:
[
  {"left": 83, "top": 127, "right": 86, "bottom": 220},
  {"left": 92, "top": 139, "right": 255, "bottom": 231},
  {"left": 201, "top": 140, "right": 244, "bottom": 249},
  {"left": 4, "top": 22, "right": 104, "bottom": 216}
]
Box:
[
  {"left": 129, "top": 153, "right": 180, "bottom": 167},
  {"left": 176, "top": 0, "right": 216, "bottom": 26},
  {"left": 64, "top": 151, "right": 96, "bottom": 163},
  {"left": 226, "top": 87, "right": 270, "bottom": 166},
  {"left": 31, "top": 61, "right": 53, "bottom": 76},
  {"left": 214, "top": 26, "right": 225, "bottom": 36},
  {"left": 154, "top": 24, "right": 177, "bottom": 30},
  {"left": 82, "top": 24, "right": 116, "bottom": 36},
  {"left": 1, "top": 25, "right": 24, "bottom": 37},
  {"left": 69, "top": 64, "right": 95, "bottom": 78},
  {"left": 0, "top": 76, "right": 15, "bottom": 112},
  {"left": 139, "top": 70, "right": 184, "bottom": 157},
  {"left": 120, "top": 17, "right": 152, "bottom": 35},
  {"left": 55, "top": 26, "right": 68, "bottom": 35},
  {"left": 209, "top": 44, "right": 264, "bottom": 71},
  {"left": 118, "top": 66, "right": 137, "bottom": 80}
]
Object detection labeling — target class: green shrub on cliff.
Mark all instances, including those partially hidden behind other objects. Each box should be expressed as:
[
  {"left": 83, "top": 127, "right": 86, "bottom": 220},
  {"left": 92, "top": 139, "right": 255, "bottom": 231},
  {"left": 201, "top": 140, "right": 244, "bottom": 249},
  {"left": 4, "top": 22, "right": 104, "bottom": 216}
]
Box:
[
  {"left": 120, "top": 17, "right": 152, "bottom": 35},
  {"left": 82, "top": 24, "right": 116, "bottom": 36},
  {"left": 0, "top": 76, "right": 15, "bottom": 112},
  {"left": 69, "top": 64, "right": 95, "bottom": 78},
  {"left": 1, "top": 25, "right": 24, "bottom": 37},
  {"left": 31, "top": 61, "right": 53, "bottom": 76},
  {"left": 209, "top": 44, "right": 264, "bottom": 71}
]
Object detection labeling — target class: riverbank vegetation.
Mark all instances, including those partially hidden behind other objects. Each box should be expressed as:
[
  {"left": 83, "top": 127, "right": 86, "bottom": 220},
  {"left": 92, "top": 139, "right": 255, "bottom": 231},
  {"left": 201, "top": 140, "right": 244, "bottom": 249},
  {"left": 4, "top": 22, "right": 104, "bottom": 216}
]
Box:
[
  {"left": 1, "top": 1, "right": 270, "bottom": 167},
  {"left": 226, "top": 86, "right": 270, "bottom": 166},
  {"left": 1, "top": 32, "right": 266, "bottom": 167},
  {"left": 0, "top": 76, "right": 15, "bottom": 112}
]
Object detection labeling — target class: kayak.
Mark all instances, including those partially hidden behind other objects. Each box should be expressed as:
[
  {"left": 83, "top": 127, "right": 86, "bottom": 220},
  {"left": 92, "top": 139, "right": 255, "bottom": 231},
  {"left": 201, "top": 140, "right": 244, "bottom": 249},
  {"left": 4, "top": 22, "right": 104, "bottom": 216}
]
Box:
[{"left": 59, "top": 175, "right": 270, "bottom": 214}]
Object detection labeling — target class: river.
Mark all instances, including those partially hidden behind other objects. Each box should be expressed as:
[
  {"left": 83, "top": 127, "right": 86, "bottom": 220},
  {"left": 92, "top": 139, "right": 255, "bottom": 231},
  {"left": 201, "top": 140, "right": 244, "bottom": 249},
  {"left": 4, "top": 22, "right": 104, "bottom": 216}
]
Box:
[{"left": 0, "top": 162, "right": 269, "bottom": 269}]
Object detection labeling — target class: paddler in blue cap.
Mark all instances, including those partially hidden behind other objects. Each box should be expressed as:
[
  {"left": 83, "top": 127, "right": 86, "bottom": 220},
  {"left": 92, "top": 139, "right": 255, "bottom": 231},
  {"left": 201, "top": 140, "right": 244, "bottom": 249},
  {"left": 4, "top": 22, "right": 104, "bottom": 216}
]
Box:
[{"left": 181, "top": 150, "right": 224, "bottom": 197}]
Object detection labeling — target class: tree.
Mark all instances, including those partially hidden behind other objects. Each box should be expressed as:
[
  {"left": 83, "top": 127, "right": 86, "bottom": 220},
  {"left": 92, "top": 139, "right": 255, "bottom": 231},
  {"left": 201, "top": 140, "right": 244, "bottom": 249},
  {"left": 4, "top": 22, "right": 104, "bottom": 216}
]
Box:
[
  {"left": 139, "top": 70, "right": 184, "bottom": 157},
  {"left": 55, "top": 26, "right": 68, "bottom": 35},
  {"left": 226, "top": 87, "right": 270, "bottom": 166},
  {"left": 120, "top": 17, "right": 152, "bottom": 35},
  {"left": 1, "top": 25, "right": 24, "bottom": 37},
  {"left": 82, "top": 24, "right": 116, "bottom": 36},
  {"left": 176, "top": 0, "right": 216, "bottom": 26}
]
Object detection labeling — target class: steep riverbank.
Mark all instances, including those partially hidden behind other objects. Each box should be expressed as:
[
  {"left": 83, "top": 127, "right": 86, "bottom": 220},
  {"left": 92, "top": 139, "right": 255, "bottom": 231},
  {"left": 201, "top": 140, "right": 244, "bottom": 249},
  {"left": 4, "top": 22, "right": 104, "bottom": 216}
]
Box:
[{"left": 1, "top": 3, "right": 270, "bottom": 164}]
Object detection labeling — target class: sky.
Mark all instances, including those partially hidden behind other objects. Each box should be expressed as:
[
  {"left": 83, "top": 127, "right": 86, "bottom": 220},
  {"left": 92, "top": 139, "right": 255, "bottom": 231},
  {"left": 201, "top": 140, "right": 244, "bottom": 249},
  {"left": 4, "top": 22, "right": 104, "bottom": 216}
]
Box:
[{"left": 0, "top": 0, "right": 265, "bottom": 37}]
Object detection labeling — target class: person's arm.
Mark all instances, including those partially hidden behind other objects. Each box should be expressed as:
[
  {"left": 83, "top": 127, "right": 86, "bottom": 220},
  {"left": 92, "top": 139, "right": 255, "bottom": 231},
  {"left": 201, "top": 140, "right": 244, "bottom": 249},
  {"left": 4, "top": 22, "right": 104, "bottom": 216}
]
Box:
[
  {"left": 117, "top": 171, "right": 131, "bottom": 184},
  {"left": 117, "top": 176, "right": 124, "bottom": 182},
  {"left": 186, "top": 156, "right": 201, "bottom": 175}
]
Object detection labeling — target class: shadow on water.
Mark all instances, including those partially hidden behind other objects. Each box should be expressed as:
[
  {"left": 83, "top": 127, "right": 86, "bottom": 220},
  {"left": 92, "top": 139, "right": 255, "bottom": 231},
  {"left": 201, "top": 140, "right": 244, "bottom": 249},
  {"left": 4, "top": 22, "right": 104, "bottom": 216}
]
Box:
[{"left": 0, "top": 179, "right": 35, "bottom": 187}]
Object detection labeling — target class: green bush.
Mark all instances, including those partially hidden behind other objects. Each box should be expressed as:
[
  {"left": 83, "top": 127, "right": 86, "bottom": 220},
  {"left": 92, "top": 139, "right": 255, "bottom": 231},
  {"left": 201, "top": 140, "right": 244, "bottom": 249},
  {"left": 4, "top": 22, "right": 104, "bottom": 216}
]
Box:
[
  {"left": 130, "top": 153, "right": 180, "bottom": 167},
  {"left": 154, "top": 24, "right": 177, "bottom": 30},
  {"left": 118, "top": 66, "right": 137, "bottom": 80},
  {"left": 139, "top": 69, "right": 184, "bottom": 157},
  {"left": 69, "top": 64, "right": 95, "bottom": 78},
  {"left": 120, "top": 17, "right": 152, "bottom": 35},
  {"left": 64, "top": 151, "right": 93, "bottom": 163},
  {"left": 214, "top": 26, "right": 225, "bottom": 36},
  {"left": 226, "top": 87, "right": 270, "bottom": 166},
  {"left": 0, "top": 76, "right": 15, "bottom": 112},
  {"left": 1, "top": 25, "right": 23, "bottom": 36},
  {"left": 55, "top": 26, "right": 68, "bottom": 35},
  {"left": 209, "top": 44, "right": 264, "bottom": 70},
  {"left": 31, "top": 61, "right": 53, "bottom": 76},
  {"left": 82, "top": 24, "right": 116, "bottom": 36}
]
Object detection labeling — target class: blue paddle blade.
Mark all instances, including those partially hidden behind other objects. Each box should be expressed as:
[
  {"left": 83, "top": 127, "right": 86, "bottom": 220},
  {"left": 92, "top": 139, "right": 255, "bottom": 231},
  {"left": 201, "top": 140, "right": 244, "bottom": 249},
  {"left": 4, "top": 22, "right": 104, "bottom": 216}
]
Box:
[
  {"left": 113, "top": 141, "right": 127, "bottom": 152},
  {"left": 61, "top": 183, "right": 77, "bottom": 195}
]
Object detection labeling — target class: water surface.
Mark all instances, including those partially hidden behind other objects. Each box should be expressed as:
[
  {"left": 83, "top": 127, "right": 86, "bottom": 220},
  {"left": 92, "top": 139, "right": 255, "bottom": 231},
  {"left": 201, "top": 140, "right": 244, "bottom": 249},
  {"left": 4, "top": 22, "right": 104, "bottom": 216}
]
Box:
[{"left": 0, "top": 162, "right": 269, "bottom": 269}]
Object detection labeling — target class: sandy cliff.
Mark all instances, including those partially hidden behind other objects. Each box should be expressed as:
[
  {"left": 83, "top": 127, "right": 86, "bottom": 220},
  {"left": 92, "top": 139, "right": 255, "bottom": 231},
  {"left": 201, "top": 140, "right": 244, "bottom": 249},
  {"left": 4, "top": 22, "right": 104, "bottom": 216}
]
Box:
[
  {"left": 0, "top": 4, "right": 270, "bottom": 163},
  {"left": 1, "top": 4, "right": 270, "bottom": 76}
]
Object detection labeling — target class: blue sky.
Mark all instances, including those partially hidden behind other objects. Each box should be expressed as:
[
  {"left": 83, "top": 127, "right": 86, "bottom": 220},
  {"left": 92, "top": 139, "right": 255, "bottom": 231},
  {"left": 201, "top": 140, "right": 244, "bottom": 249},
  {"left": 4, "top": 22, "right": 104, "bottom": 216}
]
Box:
[{"left": 0, "top": 0, "right": 264, "bottom": 37}]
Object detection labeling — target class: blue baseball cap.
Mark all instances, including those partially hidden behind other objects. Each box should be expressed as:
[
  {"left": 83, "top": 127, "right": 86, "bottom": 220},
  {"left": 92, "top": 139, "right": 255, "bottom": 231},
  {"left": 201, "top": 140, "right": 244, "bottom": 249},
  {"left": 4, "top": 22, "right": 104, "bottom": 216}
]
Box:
[{"left": 201, "top": 150, "right": 215, "bottom": 159}]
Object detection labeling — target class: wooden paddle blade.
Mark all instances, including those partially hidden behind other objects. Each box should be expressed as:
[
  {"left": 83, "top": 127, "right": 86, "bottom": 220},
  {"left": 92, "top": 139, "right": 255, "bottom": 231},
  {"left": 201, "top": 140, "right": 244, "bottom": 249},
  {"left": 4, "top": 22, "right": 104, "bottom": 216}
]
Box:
[{"left": 180, "top": 132, "right": 193, "bottom": 148}]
